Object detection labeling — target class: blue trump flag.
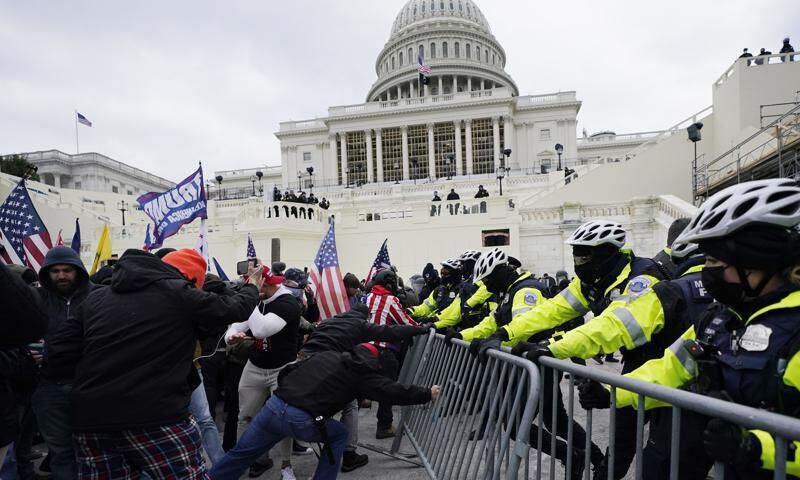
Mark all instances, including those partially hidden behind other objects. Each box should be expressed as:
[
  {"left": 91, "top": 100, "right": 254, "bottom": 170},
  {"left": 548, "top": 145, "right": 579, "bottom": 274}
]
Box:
[
  {"left": 137, "top": 166, "right": 207, "bottom": 250},
  {"left": 212, "top": 257, "right": 229, "bottom": 281}
]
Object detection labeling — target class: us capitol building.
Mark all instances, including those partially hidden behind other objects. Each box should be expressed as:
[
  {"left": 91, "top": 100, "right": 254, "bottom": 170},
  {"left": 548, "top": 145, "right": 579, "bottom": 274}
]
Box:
[{"left": 6, "top": 0, "right": 800, "bottom": 278}]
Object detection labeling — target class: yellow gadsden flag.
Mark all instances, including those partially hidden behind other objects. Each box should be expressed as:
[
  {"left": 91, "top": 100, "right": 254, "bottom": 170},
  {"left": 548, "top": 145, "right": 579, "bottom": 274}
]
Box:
[{"left": 90, "top": 224, "right": 112, "bottom": 275}]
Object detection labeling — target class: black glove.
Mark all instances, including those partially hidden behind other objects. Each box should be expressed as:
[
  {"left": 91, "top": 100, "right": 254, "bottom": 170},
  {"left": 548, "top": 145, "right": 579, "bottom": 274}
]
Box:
[
  {"left": 444, "top": 328, "right": 462, "bottom": 345},
  {"left": 468, "top": 339, "right": 482, "bottom": 357},
  {"left": 477, "top": 335, "right": 503, "bottom": 364},
  {"left": 577, "top": 380, "right": 611, "bottom": 410},
  {"left": 418, "top": 317, "right": 436, "bottom": 325},
  {"left": 702, "top": 418, "right": 761, "bottom": 468},
  {"left": 525, "top": 342, "right": 554, "bottom": 364},
  {"left": 510, "top": 341, "right": 533, "bottom": 357}
]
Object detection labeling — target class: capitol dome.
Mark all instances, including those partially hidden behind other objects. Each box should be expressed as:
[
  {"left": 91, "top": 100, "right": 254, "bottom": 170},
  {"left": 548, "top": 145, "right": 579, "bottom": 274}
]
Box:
[{"left": 367, "top": 0, "right": 518, "bottom": 102}]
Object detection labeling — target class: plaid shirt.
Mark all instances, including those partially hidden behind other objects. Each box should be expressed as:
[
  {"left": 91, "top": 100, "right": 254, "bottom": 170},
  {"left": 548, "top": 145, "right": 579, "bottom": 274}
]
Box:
[{"left": 366, "top": 285, "right": 418, "bottom": 349}]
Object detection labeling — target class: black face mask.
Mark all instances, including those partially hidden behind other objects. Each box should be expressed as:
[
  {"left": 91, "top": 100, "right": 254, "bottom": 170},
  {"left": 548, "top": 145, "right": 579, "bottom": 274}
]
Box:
[
  {"left": 574, "top": 253, "right": 620, "bottom": 285},
  {"left": 701, "top": 266, "right": 744, "bottom": 306}
]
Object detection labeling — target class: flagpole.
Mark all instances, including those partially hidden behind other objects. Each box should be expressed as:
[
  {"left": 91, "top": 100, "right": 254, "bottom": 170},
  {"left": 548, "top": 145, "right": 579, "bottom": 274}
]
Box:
[{"left": 74, "top": 110, "right": 79, "bottom": 154}]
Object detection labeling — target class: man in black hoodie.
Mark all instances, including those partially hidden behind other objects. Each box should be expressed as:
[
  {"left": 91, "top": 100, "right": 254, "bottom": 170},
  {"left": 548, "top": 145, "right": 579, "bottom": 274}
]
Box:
[
  {"left": 45, "top": 248, "right": 260, "bottom": 479},
  {"left": 30, "top": 245, "right": 96, "bottom": 480},
  {"left": 212, "top": 343, "right": 438, "bottom": 480}
]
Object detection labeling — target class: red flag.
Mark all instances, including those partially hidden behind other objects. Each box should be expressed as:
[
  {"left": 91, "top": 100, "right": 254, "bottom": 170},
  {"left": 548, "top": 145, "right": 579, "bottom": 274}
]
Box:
[{"left": 56, "top": 230, "right": 64, "bottom": 246}]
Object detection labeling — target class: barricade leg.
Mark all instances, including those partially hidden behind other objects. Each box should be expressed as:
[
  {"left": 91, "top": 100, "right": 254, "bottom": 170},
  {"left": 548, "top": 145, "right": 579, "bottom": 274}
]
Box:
[{"left": 641, "top": 408, "right": 712, "bottom": 480}]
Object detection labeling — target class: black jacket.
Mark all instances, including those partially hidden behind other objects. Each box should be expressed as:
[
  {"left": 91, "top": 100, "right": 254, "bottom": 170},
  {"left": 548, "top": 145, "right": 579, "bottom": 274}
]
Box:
[
  {"left": 301, "top": 304, "right": 423, "bottom": 356},
  {"left": 0, "top": 262, "right": 47, "bottom": 446},
  {"left": 37, "top": 246, "right": 97, "bottom": 348},
  {"left": 276, "top": 348, "right": 431, "bottom": 418},
  {"left": 46, "top": 250, "right": 259, "bottom": 432}
]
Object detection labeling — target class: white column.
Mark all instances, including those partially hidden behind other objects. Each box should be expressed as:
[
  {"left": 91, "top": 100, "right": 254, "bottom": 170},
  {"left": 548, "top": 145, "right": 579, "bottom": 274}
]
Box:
[
  {"left": 424, "top": 82, "right": 429, "bottom": 97},
  {"left": 328, "top": 135, "right": 337, "bottom": 183},
  {"left": 410, "top": 81, "right": 416, "bottom": 98},
  {"left": 481, "top": 79, "right": 485, "bottom": 90},
  {"left": 467, "top": 77, "right": 472, "bottom": 91},
  {"left": 280, "top": 146, "right": 289, "bottom": 188},
  {"left": 465, "top": 120, "right": 473, "bottom": 175},
  {"left": 376, "top": 128, "right": 384, "bottom": 182},
  {"left": 504, "top": 115, "right": 515, "bottom": 167},
  {"left": 53, "top": 174, "right": 62, "bottom": 188},
  {"left": 401, "top": 126, "right": 410, "bottom": 180},
  {"left": 452, "top": 75, "right": 457, "bottom": 93},
  {"left": 492, "top": 116, "right": 501, "bottom": 171},
  {"left": 454, "top": 120, "right": 463, "bottom": 176},
  {"left": 438, "top": 76, "right": 443, "bottom": 95},
  {"left": 396, "top": 85, "right": 401, "bottom": 100},
  {"left": 427, "top": 123, "right": 436, "bottom": 179},
  {"left": 365, "top": 129, "right": 374, "bottom": 183},
  {"left": 341, "top": 133, "right": 348, "bottom": 186}
]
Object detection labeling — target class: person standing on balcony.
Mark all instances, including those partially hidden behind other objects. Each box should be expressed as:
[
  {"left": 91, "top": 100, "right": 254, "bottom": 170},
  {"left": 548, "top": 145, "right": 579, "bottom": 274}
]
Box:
[
  {"left": 755, "top": 48, "right": 772, "bottom": 65},
  {"left": 432, "top": 191, "right": 441, "bottom": 201},
  {"left": 739, "top": 47, "right": 753, "bottom": 65},
  {"left": 780, "top": 37, "right": 794, "bottom": 62},
  {"left": 446, "top": 188, "right": 460, "bottom": 200}
]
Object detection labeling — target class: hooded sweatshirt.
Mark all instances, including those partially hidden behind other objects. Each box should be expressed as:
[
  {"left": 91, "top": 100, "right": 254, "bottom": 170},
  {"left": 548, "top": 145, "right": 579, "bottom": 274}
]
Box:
[
  {"left": 37, "top": 246, "right": 95, "bottom": 345},
  {"left": 45, "top": 249, "right": 259, "bottom": 431}
]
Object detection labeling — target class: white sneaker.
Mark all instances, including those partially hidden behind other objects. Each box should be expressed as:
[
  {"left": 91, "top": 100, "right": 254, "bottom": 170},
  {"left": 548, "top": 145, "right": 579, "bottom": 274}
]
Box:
[{"left": 280, "top": 466, "right": 297, "bottom": 480}]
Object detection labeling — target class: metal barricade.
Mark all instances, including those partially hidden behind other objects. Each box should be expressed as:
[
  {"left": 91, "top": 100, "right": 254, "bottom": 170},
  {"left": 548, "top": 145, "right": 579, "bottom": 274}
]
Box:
[
  {"left": 390, "top": 331, "right": 541, "bottom": 479},
  {"left": 534, "top": 356, "right": 800, "bottom": 480}
]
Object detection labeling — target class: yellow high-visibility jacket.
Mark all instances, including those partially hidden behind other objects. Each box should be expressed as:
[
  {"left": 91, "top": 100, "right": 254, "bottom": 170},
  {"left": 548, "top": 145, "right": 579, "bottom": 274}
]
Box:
[{"left": 615, "top": 290, "right": 800, "bottom": 477}]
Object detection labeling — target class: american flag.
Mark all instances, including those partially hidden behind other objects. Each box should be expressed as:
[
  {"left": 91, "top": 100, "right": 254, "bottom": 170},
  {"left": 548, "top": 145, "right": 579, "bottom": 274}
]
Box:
[
  {"left": 194, "top": 220, "right": 211, "bottom": 272},
  {"left": 364, "top": 238, "right": 391, "bottom": 285},
  {"left": 417, "top": 52, "right": 432, "bottom": 75},
  {"left": 309, "top": 222, "right": 349, "bottom": 320},
  {"left": 77, "top": 112, "right": 92, "bottom": 127},
  {"left": 246, "top": 234, "right": 257, "bottom": 258},
  {"left": 0, "top": 178, "right": 52, "bottom": 271},
  {"left": 142, "top": 223, "right": 152, "bottom": 252}
]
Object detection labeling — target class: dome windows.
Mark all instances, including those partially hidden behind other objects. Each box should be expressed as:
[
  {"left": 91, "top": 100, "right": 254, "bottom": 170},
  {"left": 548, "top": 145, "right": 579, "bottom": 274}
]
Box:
[
  {"left": 466, "top": 42, "right": 471, "bottom": 58},
  {"left": 408, "top": 48, "right": 414, "bottom": 63},
  {"left": 399, "top": 51, "right": 404, "bottom": 66},
  {"left": 455, "top": 42, "right": 460, "bottom": 57},
  {"left": 443, "top": 41, "right": 448, "bottom": 58},
  {"left": 391, "top": 56, "right": 395, "bottom": 69},
  {"left": 430, "top": 42, "right": 436, "bottom": 58}
]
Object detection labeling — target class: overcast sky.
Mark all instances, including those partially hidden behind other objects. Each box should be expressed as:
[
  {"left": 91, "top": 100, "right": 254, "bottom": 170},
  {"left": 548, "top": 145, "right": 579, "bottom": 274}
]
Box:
[{"left": 1, "top": 0, "right": 797, "bottom": 182}]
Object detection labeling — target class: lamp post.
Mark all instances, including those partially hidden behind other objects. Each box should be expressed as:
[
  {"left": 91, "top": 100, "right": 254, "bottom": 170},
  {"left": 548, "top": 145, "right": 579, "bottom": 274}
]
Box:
[
  {"left": 393, "top": 162, "right": 400, "bottom": 184},
  {"left": 555, "top": 143, "right": 564, "bottom": 171},
  {"left": 250, "top": 175, "right": 256, "bottom": 196},
  {"left": 497, "top": 148, "right": 512, "bottom": 196},
  {"left": 215, "top": 175, "right": 224, "bottom": 200},
  {"left": 446, "top": 153, "right": 454, "bottom": 180},
  {"left": 687, "top": 122, "right": 704, "bottom": 203},
  {"left": 117, "top": 200, "right": 128, "bottom": 226},
  {"left": 306, "top": 167, "right": 314, "bottom": 194},
  {"left": 256, "top": 170, "right": 263, "bottom": 196}
]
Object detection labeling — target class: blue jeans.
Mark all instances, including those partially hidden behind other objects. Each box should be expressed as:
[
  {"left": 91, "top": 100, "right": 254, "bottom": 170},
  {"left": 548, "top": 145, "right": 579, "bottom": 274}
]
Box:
[
  {"left": 212, "top": 396, "right": 348, "bottom": 480},
  {"left": 32, "top": 382, "right": 76, "bottom": 480},
  {"left": 189, "top": 375, "right": 224, "bottom": 466}
]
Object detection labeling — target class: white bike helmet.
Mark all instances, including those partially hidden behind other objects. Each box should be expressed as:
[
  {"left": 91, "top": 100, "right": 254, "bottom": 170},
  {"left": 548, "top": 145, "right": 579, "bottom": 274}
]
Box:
[
  {"left": 566, "top": 220, "right": 626, "bottom": 248},
  {"left": 670, "top": 240, "right": 699, "bottom": 259},
  {"left": 675, "top": 179, "right": 800, "bottom": 245},
  {"left": 473, "top": 248, "right": 508, "bottom": 282},
  {"left": 441, "top": 258, "right": 461, "bottom": 270},
  {"left": 459, "top": 249, "right": 482, "bottom": 262}
]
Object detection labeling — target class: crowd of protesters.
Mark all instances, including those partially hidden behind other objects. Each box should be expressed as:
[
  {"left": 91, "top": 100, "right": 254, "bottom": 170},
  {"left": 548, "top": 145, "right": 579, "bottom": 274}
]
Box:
[
  {"left": 272, "top": 187, "right": 329, "bottom": 210},
  {"left": 6, "top": 177, "right": 800, "bottom": 480}
]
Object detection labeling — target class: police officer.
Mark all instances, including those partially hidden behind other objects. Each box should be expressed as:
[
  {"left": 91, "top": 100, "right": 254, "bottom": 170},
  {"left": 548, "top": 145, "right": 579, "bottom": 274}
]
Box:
[
  {"left": 520, "top": 240, "right": 711, "bottom": 479},
  {"left": 410, "top": 258, "right": 461, "bottom": 319},
  {"left": 595, "top": 178, "right": 800, "bottom": 479},
  {"left": 431, "top": 250, "right": 494, "bottom": 331},
  {"left": 448, "top": 248, "right": 603, "bottom": 477},
  {"left": 474, "top": 219, "right": 668, "bottom": 479}
]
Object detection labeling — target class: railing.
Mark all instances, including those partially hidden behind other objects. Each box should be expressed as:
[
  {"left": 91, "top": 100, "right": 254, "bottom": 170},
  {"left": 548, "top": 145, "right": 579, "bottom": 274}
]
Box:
[
  {"left": 22, "top": 149, "right": 174, "bottom": 189},
  {"left": 277, "top": 119, "right": 327, "bottom": 131},
  {"left": 693, "top": 102, "right": 800, "bottom": 202},
  {"left": 390, "top": 331, "right": 541, "bottom": 480},
  {"left": 535, "top": 356, "right": 800, "bottom": 479},
  {"left": 213, "top": 165, "right": 281, "bottom": 179},
  {"left": 264, "top": 201, "right": 329, "bottom": 223},
  {"left": 428, "top": 200, "right": 489, "bottom": 217},
  {"left": 326, "top": 87, "right": 514, "bottom": 118},
  {"left": 715, "top": 52, "right": 799, "bottom": 88},
  {"left": 576, "top": 130, "right": 666, "bottom": 146},
  {"left": 516, "top": 91, "right": 578, "bottom": 106}
]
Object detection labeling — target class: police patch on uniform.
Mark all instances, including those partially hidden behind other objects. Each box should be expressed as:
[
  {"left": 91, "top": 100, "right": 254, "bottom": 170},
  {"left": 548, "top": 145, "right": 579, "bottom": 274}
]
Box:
[
  {"left": 449, "top": 292, "right": 456, "bottom": 299},
  {"left": 627, "top": 276, "right": 652, "bottom": 301},
  {"left": 739, "top": 324, "right": 772, "bottom": 352},
  {"left": 524, "top": 292, "right": 538, "bottom": 305}
]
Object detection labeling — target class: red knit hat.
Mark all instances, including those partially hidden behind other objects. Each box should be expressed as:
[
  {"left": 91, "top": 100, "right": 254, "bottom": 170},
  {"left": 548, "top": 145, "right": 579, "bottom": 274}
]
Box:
[
  {"left": 163, "top": 249, "right": 207, "bottom": 289},
  {"left": 358, "top": 342, "right": 379, "bottom": 359}
]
